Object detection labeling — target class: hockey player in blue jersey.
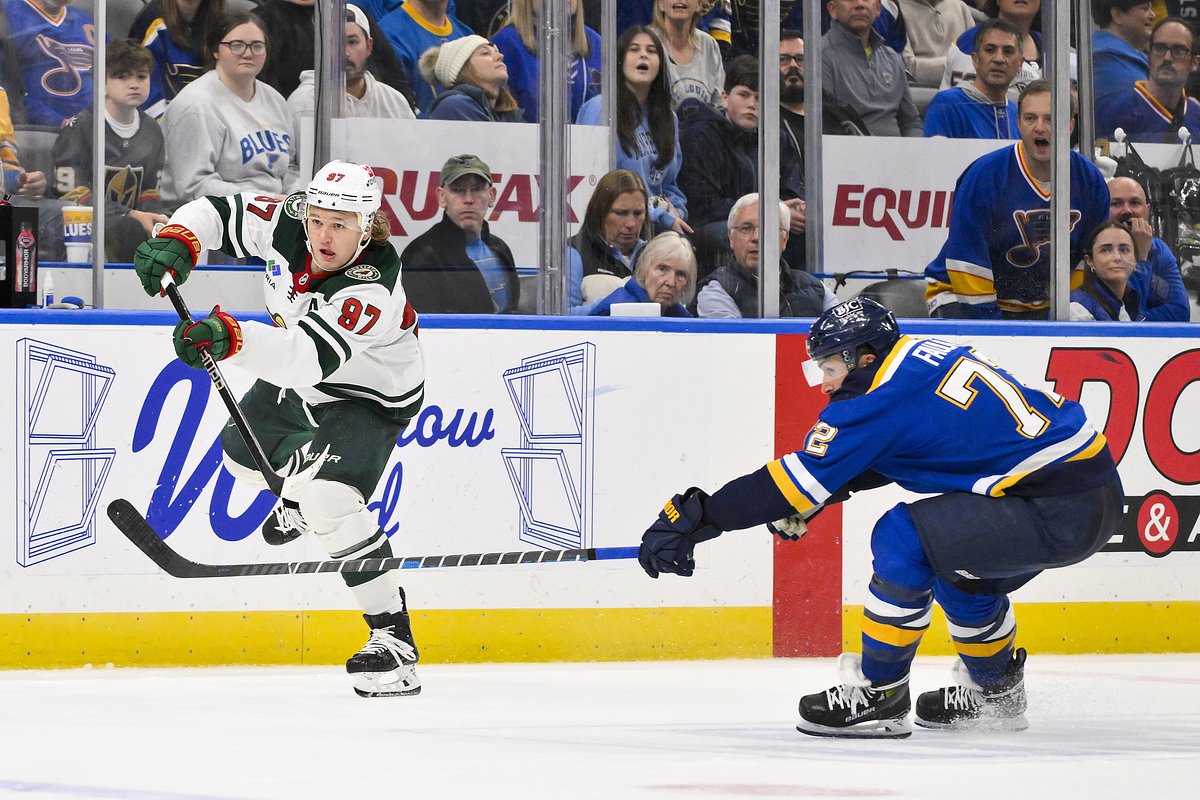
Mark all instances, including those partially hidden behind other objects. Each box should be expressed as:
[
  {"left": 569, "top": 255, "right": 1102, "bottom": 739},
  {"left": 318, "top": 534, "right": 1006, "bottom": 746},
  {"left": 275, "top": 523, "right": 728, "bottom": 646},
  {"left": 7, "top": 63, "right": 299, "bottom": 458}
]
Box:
[
  {"left": 639, "top": 298, "right": 1123, "bottom": 737},
  {"left": 924, "top": 79, "right": 1111, "bottom": 318}
]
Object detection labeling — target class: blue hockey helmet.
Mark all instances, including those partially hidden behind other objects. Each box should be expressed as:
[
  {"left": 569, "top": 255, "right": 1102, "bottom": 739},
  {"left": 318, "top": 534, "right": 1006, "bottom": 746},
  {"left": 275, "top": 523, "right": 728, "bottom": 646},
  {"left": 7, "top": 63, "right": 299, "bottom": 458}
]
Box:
[{"left": 806, "top": 297, "right": 900, "bottom": 369}]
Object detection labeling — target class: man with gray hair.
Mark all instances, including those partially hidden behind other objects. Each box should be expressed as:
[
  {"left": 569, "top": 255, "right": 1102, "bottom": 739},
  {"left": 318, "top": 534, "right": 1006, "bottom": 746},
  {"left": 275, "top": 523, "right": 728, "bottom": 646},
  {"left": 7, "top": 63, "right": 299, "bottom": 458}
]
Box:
[
  {"left": 822, "top": 0, "right": 923, "bottom": 136},
  {"left": 695, "top": 193, "right": 836, "bottom": 318}
]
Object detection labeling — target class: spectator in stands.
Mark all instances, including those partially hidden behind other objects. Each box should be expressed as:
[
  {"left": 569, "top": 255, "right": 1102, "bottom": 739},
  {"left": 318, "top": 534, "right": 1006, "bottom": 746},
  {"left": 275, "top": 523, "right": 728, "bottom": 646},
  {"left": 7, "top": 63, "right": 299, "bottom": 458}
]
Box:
[
  {"left": 3, "top": 0, "right": 97, "bottom": 126},
  {"left": 576, "top": 26, "right": 691, "bottom": 235},
  {"left": 51, "top": 39, "right": 170, "bottom": 261},
  {"left": 1070, "top": 221, "right": 1146, "bottom": 321},
  {"left": 679, "top": 55, "right": 805, "bottom": 275},
  {"left": 568, "top": 168, "right": 652, "bottom": 312},
  {"left": 160, "top": 10, "right": 300, "bottom": 205},
  {"left": 492, "top": 0, "right": 600, "bottom": 123},
  {"left": 454, "top": 0, "right": 521, "bottom": 37},
  {"left": 253, "top": 0, "right": 319, "bottom": 100},
  {"left": 778, "top": 30, "right": 868, "bottom": 268},
  {"left": 0, "top": 85, "right": 47, "bottom": 198},
  {"left": 696, "top": 193, "right": 835, "bottom": 318},
  {"left": 400, "top": 153, "right": 520, "bottom": 314},
  {"left": 923, "top": 18, "right": 1023, "bottom": 139},
  {"left": 778, "top": 30, "right": 869, "bottom": 146},
  {"left": 1092, "top": 1, "right": 1155, "bottom": 105},
  {"left": 130, "top": 0, "right": 227, "bottom": 119},
  {"left": 380, "top": 0, "right": 473, "bottom": 115},
  {"left": 899, "top": 0, "right": 978, "bottom": 88},
  {"left": 942, "top": 0, "right": 1043, "bottom": 103},
  {"left": 721, "top": 0, "right": 803, "bottom": 60},
  {"left": 1108, "top": 175, "right": 1190, "bottom": 321},
  {"left": 650, "top": 0, "right": 725, "bottom": 114},
  {"left": 621, "top": 0, "right": 732, "bottom": 56},
  {"left": 420, "top": 35, "right": 523, "bottom": 120},
  {"left": 924, "top": 80, "right": 1111, "bottom": 319},
  {"left": 1096, "top": 17, "right": 1200, "bottom": 143},
  {"left": 287, "top": 4, "right": 416, "bottom": 174},
  {"left": 822, "top": 0, "right": 923, "bottom": 137},
  {"left": 588, "top": 230, "right": 697, "bottom": 317}
]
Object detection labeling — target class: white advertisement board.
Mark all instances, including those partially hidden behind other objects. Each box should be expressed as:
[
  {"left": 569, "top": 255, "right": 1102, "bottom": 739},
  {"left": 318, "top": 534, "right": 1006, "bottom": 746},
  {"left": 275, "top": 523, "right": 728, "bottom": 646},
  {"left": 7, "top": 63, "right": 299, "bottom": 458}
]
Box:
[{"left": 332, "top": 118, "right": 611, "bottom": 269}]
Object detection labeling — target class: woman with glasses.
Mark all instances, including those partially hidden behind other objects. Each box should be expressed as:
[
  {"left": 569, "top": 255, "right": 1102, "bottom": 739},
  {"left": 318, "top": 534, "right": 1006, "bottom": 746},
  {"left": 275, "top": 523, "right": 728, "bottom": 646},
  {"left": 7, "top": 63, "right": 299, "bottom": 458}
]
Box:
[
  {"left": 576, "top": 26, "right": 692, "bottom": 237},
  {"left": 650, "top": 0, "right": 725, "bottom": 113},
  {"left": 129, "top": 0, "right": 228, "bottom": 118},
  {"left": 419, "top": 35, "right": 525, "bottom": 121},
  {"left": 160, "top": 11, "right": 300, "bottom": 206}
]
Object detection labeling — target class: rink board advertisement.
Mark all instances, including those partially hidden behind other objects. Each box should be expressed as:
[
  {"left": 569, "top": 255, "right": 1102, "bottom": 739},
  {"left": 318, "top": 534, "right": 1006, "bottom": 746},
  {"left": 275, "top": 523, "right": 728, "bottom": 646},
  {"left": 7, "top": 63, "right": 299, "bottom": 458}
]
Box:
[
  {"left": 820, "top": 137, "right": 1200, "bottom": 274},
  {"left": 0, "top": 317, "right": 1197, "bottom": 667}
]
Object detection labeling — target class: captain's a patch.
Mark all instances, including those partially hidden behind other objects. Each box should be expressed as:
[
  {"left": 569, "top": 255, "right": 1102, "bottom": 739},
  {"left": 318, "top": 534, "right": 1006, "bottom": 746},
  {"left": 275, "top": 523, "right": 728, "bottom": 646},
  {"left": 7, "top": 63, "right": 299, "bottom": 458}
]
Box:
[{"left": 345, "top": 264, "right": 381, "bottom": 281}]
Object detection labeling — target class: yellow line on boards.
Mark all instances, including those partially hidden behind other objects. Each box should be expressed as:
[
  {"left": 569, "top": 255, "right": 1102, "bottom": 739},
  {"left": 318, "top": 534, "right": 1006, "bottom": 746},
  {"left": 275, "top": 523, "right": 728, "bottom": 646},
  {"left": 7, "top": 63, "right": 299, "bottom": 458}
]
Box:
[{"left": 0, "top": 607, "right": 773, "bottom": 669}]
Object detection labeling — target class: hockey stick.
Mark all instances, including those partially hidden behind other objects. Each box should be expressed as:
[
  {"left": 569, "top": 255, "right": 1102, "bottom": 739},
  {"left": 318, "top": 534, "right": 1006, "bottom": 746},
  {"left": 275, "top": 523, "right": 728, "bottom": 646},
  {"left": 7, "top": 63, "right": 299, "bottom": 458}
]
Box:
[
  {"left": 160, "top": 275, "right": 286, "bottom": 497},
  {"left": 107, "top": 499, "right": 639, "bottom": 578}
]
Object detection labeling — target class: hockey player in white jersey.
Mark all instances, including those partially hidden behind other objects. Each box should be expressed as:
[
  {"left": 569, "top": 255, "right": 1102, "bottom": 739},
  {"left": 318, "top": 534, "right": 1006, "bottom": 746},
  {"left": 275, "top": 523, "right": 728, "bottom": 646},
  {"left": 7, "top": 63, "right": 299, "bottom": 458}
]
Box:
[{"left": 133, "top": 161, "right": 423, "bottom": 697}]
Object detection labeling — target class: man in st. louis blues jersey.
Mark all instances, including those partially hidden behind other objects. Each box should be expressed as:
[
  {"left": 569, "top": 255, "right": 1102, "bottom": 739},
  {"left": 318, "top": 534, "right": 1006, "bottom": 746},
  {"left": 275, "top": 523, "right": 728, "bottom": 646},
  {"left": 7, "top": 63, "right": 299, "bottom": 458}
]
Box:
[
  {"left": 925, "top": 80, "right": 1110, "bottom": 319},
  {"left": 1095, "top": 17, "right": 1200, "bottom": 144},
  {"left": 133, "top": 162, "right": 426, "bottom": 699},
  {"left": 639, "top": 298, "right": 1122, "bottom": 738},
  {"left": 3, "top": 0, "right": 98, "bottom": 126}
]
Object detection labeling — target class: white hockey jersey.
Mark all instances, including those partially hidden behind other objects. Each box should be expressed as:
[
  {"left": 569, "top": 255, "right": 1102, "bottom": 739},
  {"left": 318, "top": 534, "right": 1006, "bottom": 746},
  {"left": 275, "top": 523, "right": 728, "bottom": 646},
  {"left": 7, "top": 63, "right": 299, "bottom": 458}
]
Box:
[{"left": 170, "top": 191, "right": 425, "bottom": 424}]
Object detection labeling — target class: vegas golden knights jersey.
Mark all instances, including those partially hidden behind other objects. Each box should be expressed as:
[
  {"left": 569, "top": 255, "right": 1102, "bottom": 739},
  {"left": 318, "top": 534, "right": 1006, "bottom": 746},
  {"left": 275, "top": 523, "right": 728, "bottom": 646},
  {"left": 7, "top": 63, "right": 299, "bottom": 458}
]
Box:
[{"left": 51, "top": 106, "right": 165, "bottom": 214}]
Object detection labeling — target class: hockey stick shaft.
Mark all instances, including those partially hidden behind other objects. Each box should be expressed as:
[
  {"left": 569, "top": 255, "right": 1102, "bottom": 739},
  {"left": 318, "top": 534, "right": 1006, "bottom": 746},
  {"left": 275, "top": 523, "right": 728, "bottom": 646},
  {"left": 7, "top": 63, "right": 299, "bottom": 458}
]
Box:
[
  {"left": 162, "top": 275, "right": 286, "bottom": 497},
  {"left": 108, "top": 499, "right": 639, "bottom": 578}
]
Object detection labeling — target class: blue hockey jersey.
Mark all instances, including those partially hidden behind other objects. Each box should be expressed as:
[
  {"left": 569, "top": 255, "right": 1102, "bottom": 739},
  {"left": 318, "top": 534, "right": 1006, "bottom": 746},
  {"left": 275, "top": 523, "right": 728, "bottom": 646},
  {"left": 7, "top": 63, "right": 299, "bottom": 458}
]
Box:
[
  {"left": 767, "top": 336, "right": 1112, "bottom": 516},
  {"left": 129, "top": 1, "right": 207, "bottom": 119},
  {"left": 924, "top": 143, "right": 1111, "bottom": 318},
  {"left": 1094, "top": 80, "right": 1200, "bottom": 144},
  {"left": 4, "top": 0, "right": 98, "bottom": 126}
]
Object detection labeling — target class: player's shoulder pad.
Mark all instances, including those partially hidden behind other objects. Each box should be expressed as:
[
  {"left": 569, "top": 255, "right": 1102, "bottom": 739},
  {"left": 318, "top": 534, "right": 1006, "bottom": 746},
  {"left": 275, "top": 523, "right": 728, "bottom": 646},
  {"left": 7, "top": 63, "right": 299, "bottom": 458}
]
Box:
[{"left": 280, "top": 192, "right": 307, "bottom": 221}]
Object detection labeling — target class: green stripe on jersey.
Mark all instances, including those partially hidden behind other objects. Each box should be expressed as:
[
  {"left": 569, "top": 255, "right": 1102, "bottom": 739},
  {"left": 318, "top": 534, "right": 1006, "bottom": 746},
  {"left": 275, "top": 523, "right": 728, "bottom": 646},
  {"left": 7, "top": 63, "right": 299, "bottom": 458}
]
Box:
[
  {"left": 313, "top": 382, "right": 425, "bottom": 425},
  {"left": 206, "top": 197, "right": 238, "bottom": 256},
  {"left": 297, "top": 319, "right": 347, "bottom": 377},
  {"left": 231, "top": 194, "right": 250, "bottom": 256},
  {"left": 303, "top": 314, "right": 353, "bottom": 361}
]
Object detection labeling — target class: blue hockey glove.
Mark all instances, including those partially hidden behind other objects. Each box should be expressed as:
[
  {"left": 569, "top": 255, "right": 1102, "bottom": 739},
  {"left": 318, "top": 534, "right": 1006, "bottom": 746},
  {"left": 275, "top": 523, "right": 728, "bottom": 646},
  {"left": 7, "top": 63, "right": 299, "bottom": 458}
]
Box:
[
  {"left": 173, "top": 305, "right": 243, "bottom": 368},
  {"left": 134, "top": 224, "right": 201, "bottom": 296},
  {"left": 639, "top": 487, "right": 724, "bottom": 579}
]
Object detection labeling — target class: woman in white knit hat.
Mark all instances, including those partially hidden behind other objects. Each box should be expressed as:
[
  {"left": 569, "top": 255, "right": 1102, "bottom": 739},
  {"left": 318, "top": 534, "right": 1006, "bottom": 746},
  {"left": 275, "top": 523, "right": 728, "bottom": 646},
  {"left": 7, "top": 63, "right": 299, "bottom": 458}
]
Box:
[{"left": 419, "top": 35, "right": 524, "bottom": 121}]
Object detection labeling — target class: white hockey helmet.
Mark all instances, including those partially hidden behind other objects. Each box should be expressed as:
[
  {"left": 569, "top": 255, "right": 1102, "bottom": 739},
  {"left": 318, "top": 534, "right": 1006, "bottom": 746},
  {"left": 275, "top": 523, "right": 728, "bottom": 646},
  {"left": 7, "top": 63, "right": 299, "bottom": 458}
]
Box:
[{"left": 305, "top": 160, "right": 383, "bottom": 234}]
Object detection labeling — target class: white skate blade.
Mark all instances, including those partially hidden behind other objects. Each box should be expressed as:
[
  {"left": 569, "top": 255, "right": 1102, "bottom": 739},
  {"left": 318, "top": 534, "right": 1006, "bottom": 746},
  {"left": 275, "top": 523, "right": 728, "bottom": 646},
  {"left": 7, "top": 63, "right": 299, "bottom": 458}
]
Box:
[
  {"left": 914, "top": 713, "right": 1028, "bottom": 732},
  {"left": 796, "top": 715, "right": 913, "bottom": 739},
  {"left": 351, "top": 665, "right": 421, "bottom": 698}
]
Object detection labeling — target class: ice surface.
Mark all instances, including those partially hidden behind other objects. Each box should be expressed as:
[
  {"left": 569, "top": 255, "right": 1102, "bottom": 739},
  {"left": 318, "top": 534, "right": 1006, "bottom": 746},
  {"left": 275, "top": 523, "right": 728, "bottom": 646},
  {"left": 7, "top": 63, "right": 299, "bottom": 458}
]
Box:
[{"left": 1, "top": 654, "right": 1197, "bottom": 799}]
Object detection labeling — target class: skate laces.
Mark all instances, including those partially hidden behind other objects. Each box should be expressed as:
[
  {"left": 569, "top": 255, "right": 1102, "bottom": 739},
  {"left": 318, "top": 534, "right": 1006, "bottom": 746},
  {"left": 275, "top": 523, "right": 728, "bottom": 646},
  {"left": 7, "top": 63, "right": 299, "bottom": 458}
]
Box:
[
  {"left": 360, "top": 626, "right": 417, "bottom": 664},
  {"left": 825, "top": 652, "right": 879, "bottom": 711},
  {"left": 274, "top": 504, "right": 310, "bottom": 535},
  {"left": 940, "top": 685, "right": 983, "bottom": 710}
]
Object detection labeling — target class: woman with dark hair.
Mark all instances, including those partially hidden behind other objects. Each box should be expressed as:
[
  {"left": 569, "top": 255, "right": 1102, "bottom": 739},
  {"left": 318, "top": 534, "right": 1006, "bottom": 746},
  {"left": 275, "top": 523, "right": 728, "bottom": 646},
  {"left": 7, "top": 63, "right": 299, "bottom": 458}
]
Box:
[
  {"left": 128, "top": 0, "right": 227, "bottom": 117},
  {"left": 161, "top": 11, "right": 299, "bottom": 205},
  {"left": 567, "top": 169, "right": 653, "bottom": 312},
  {"left": 1071, "top": 221, "right": 1146, "bottom": 321},
  {"left": 419, "top": 35, "right": 525, "bottom": 121},
  {"left": 576, "top": 26, "right": 692, "bottom": 235}
]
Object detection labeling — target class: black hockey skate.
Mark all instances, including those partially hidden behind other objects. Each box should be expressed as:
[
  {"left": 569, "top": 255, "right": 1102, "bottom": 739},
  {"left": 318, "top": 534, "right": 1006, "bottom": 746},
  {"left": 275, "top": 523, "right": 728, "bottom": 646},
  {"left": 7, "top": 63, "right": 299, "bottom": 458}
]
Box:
[
  {"left": 915, "top": 648, "right": 1028, "bottom": 731},
  {"left": 797, "top": 653, "right": 912, "bottom": 739},
  {"left": 261, "top": 499, "right": 309, "bottom": 546},
  {"left": 347, "top": 607, "right": 421, "bottom": 698}
]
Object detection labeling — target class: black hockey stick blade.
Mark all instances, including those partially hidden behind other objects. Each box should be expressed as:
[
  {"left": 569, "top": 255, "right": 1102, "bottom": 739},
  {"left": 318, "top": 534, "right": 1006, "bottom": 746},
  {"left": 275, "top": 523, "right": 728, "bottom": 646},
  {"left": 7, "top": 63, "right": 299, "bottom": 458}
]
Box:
[{"left": 108, "top": 499, "right": 638, "bottom": 578}]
